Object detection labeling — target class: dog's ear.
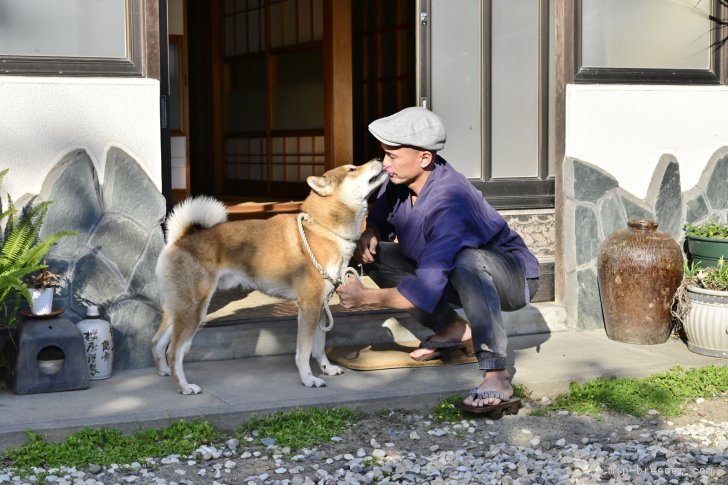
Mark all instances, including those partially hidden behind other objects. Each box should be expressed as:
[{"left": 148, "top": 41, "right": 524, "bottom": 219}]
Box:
[{"left": 307, "top": 175, "right": 334, "bottom": 196}]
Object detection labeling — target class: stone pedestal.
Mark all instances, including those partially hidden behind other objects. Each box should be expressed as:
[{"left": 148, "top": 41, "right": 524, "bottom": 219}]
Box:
[{"left": 13, "top": 317, "right": 89, "bottom": 395}]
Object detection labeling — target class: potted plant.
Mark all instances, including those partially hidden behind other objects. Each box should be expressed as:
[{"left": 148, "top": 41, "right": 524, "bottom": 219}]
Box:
[
  {"left": 26, "top": 264, "right": 63, "bottom": 315},
  {"left": 0, "top": 168, "right": 76, "bottom": 354},
  {"left": 684, "top": 222, "right": 728, "bottom": 269},
  {"left": 674, "top": 258, "right": 728, "bottom": 358}
]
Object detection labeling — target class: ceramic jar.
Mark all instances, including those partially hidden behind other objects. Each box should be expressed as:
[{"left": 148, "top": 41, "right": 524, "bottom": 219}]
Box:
[
  {"left": 76, "top": 305, "right": 114, "bottom": 380},
  {"left": 597, "top": 219, "right": 683, "bottom": 344}
]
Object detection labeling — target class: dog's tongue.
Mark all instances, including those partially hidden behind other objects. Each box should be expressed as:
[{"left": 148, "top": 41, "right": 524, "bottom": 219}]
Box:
[{"left": 385, "top": 167, "right": 395, "bottom": 177}]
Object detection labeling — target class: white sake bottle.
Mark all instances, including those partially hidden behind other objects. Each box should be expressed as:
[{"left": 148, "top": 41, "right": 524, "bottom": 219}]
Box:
[{"left": 77, "top": 305, "right": 114, "bottom": 380}]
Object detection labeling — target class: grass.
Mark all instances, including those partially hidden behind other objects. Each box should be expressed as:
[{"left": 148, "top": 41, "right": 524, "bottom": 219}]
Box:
[
  {"left": 3, "top": 419, "right": 220, "bottom": 474},
  {"left": 530, "top": 365, "right": 727, "bottom": 418},
  {"left": 2, "top": 365, "right": 725, "bottom": 472},
  {"left": 238, "top": 407, "right": 356, "bottom": 451}
]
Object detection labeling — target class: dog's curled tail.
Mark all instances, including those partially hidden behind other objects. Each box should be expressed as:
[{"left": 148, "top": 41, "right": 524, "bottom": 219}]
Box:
[{"left": 164, "top": 196, "right": 228, "bottom": 246}]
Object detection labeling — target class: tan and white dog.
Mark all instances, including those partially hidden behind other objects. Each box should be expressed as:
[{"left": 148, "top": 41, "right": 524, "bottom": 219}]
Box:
[{"left": 153, "top": 159, "right": 386, "bottom": 394}]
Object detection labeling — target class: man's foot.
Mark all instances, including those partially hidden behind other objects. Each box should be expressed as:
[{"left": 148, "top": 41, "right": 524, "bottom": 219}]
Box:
[
  {"left": 409, "top": 315, "right": 472, "bottom": 361},
  {"left": 462, "top": 369, "right": 513, "bottom": 408}
]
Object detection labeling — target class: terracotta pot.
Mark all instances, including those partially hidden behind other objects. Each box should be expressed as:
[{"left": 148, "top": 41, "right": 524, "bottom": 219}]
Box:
[{"left": 597, "top": 219, "right": 683, "bottom": 344}]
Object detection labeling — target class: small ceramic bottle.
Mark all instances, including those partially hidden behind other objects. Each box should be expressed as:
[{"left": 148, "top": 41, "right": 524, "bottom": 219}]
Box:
[{"left": 77, "top": 305, "right": 114, "bottom": 380}]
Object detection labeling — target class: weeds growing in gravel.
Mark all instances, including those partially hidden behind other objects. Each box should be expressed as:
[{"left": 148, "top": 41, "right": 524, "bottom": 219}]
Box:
[
  {"left": 238, "top": 407, "right": 356, "bottom": 451},
  {"left": 3, "top": 419, "right": 219, "bottom": 475},
  {"left": 3, "top": 365, "right": 725, "bottom": 473},
  {"left": 532, "top": 365, "right": 727, "bottom": 418}
]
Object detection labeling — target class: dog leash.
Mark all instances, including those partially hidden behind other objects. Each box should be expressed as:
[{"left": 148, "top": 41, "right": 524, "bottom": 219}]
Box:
[{"left": 297, "top": 212, "right": 359, "bottom": 331}]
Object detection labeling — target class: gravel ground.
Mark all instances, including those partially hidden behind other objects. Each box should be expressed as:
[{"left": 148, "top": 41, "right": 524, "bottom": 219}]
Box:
[{"left": 1, "top": 396, "right": 726, "bottom": 484}]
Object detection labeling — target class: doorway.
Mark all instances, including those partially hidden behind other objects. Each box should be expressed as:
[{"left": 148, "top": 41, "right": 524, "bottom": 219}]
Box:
[{"left": 180, "top": 0, "right": 416, "bottom": 211}]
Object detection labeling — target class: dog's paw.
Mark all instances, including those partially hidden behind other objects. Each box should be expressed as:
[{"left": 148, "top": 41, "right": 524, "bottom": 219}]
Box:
[
  {"left": 302, "top": 376, "right": 327, "bottom": 388},
  {"left": 179, "top": 384, "right": 202, "bottom": 395},
  {"left": 321, "top": 363, "right": 344, "bottom": 376},
  {"left": 157, "top": 367, "right": 171, "bottom": 377}
]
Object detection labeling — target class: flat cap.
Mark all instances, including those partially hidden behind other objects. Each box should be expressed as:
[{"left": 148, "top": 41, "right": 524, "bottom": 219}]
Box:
[{"left": 368, "top": 107, "right": 446, "bottom": 151}]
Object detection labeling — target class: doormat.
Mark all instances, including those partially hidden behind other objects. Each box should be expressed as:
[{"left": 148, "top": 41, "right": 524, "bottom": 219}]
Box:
[{"left": 326, "top": 340, "right": 477, "bottom": 371}]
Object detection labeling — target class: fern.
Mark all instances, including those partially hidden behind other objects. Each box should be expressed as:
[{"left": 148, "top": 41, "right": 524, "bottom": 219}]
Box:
[{"left": 0, "top": 170, "right": 77, "bottom": 328}]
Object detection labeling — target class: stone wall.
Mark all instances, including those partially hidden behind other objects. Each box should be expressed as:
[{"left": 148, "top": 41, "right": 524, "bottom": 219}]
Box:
[
  {"left": 27, "top": 147, "right": 165, "bottom": 369},
  {"left": 563, "top": 147, "right": 728, "bottom": 330},
  {"left": 502, "top": 209, "right": 555, "bottom": 302}
]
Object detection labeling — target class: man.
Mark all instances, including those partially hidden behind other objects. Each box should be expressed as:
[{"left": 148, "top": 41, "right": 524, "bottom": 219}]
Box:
[{"left": 335, "top": 107, "right": 540, "bottom": 413}]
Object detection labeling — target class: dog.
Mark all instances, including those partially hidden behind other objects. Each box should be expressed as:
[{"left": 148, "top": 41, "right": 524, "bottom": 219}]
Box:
[{"left": 152, "top": 159, "right": 387, "bottom": 394}]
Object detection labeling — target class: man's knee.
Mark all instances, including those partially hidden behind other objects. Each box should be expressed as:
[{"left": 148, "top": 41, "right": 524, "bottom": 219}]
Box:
[
  {"left": 453, "top": 248, "right": 490, "bottom": 277},
  {"left": 452, "top": 245, "right": 527, "bottom": 312}
]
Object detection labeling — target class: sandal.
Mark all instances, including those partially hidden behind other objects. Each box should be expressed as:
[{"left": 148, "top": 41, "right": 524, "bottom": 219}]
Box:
[
  {"left": 410, "top": 336, "right": 474, "bottom": 362},
  {"left": 454, "top": 388, "right": 522, "bottom": 418}
]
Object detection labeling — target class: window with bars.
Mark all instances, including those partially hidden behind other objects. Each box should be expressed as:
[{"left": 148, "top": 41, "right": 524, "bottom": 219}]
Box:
[
  {"left": 223, "top": 0, "right": 325, "bottom": 197},
  {"left": 352, "top": 0, "right": 417, "bottom": 163}
]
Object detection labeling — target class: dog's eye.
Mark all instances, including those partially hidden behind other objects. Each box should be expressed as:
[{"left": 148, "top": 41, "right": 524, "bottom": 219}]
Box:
[{"left": 348, "top": 167, "right": 357, "bottom": 172}]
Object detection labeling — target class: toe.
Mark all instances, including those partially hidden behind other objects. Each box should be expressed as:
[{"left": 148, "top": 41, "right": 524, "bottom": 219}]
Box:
[{"left": 409, "top": 348, "right": 436, "bottom": 359}]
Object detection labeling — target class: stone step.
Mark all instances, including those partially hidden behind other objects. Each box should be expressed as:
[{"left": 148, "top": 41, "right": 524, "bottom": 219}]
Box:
[{"left": 186, "top": 302, "right": 568, "bottom": 363}]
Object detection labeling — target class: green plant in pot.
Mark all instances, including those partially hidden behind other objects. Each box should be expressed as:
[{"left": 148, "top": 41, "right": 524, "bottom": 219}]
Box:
[
  {"left": 26, "top": 264, "right": 63, "bottom": 316},
  {"left": 673, "top": 258, "right": 728, "bottom": 358},
  {"left": 0, "top": 168, "right": 76, "bottom": 355},
  {"left": 683, "top": 222, "right": 728, "bottom": 269}
]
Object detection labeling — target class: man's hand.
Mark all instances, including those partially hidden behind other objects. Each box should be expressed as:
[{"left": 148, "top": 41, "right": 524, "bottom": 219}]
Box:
[
  {"left": 337, "top": 277, "right": 415, "bottom": 311},
  {"left": 355, "top": 228, "right": 379, "bottom": 264},
  {"left": 335, "top": 276, "right": 369, "bottom": 308}
]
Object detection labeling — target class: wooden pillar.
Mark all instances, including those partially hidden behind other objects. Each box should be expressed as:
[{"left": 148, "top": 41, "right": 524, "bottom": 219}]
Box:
[
  {"left": 323, "top": 0, "right": 353, "bottom": 169},
  {"left": 554, "top": 0, "right": 575, "bottom": 303},
  {"left": 210, "top": 0, "right": 225, "bottom": 194}
]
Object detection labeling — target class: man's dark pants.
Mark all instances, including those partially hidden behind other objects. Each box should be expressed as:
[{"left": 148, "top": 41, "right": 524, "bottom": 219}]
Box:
[{"left": 365, "top": 242, "right": 539, "bottom": 370}]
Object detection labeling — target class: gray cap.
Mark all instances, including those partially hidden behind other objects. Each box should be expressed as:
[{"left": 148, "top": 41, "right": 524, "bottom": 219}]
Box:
[{"left": 368, "top": 107, "right": 446, "bottom": 151}]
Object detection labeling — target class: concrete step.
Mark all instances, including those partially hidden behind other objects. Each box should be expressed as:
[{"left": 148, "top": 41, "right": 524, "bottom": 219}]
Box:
[{"left": 187, "top": 302, "right": 568, "bottom": 363}]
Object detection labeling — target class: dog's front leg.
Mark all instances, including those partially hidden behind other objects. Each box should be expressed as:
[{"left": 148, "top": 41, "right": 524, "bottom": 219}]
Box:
[
  {"left": 313, "top": 319, "right": 343, "bottom": 377},
  {"left": 296, "top": 306, "right": 327, "bottom": 387}
]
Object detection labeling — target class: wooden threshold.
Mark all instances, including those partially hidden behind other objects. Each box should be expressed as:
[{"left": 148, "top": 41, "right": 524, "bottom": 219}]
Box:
[{"left": 224, "top": 200, "right": 304, "bottom": 220}]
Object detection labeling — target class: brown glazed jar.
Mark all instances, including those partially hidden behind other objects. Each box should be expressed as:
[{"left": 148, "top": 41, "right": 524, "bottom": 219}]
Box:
[{"left": 597, "top": 219, "right": 683, "bottom": 344}]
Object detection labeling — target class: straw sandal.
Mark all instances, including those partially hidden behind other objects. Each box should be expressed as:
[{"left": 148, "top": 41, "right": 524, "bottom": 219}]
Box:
[{"left": 410, "top": 336, "right": 474, "bottom": 362}]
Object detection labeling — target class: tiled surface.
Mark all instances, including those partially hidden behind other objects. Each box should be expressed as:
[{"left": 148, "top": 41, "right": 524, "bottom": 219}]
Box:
[{"left": 1, "top": 329, "right": 721, "bottom": 451}]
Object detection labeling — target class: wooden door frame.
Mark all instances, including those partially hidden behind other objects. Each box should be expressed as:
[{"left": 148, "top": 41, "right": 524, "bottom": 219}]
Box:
[{"left": 324, "top": 0, "right": 353, "bottom": 169}]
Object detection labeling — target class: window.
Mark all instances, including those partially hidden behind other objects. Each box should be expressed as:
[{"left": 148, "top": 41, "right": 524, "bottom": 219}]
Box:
[
  {"left": 223, "top": 0, "right": 326, "bottom": 196},
  {"left": 0, "top": 0, "right": 144, "bottom": 76},
  {"left": 424, "top": 0, "right": 555, "bottom": 209},
  {"left": 575, "top": 0, "right": 726, "bottom": 84}
]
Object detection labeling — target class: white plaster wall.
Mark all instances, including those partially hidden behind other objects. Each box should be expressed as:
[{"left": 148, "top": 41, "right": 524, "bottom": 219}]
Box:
[
  {"left": 0, "top": 77, "right": 161, "bottom": 200},
  {"left": 566, "top": 84, "right": 728, "bottom": 199}
]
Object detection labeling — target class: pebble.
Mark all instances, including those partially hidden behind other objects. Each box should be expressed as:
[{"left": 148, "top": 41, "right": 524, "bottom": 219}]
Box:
[{"left": 1, "top": 412, "right": 725, "bottom": 485}]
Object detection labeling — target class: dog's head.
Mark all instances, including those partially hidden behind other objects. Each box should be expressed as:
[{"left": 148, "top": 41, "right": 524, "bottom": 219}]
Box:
[{"left": 306, "top": 158, "right": 387, "bottom": 206}]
